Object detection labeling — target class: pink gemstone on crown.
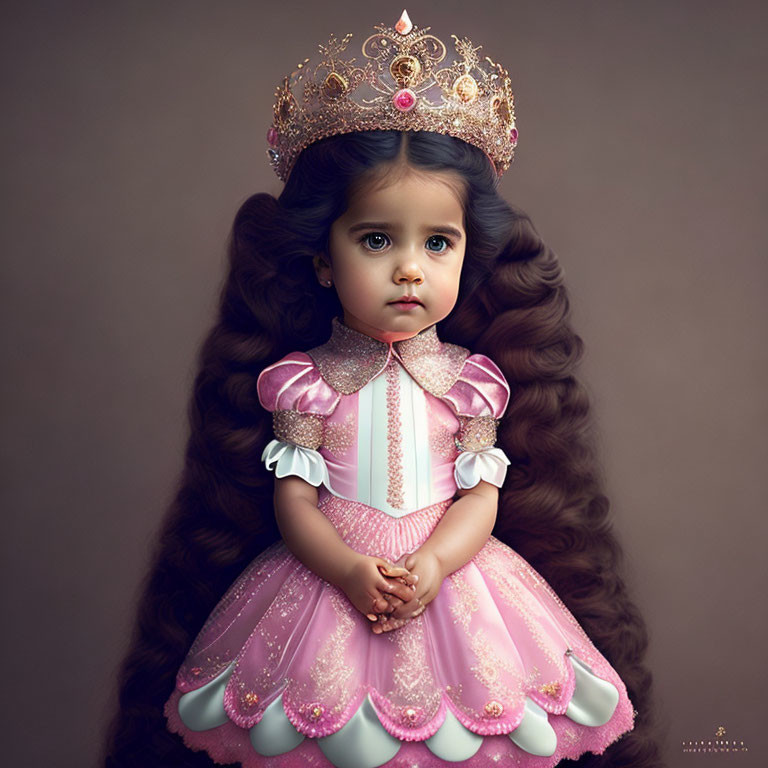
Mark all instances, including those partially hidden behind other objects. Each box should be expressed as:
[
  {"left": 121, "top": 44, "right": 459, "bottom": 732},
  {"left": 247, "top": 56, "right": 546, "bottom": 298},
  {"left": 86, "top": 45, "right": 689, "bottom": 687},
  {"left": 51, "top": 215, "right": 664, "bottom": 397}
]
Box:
[
  {"left": 393, "top": 88, "right": 416, "bottom": 112},
  {"left": 267, "top": 126, "right": 278, "bottom": 146},
  {"left": 509, "top": 127, "right": 518, "bottom": 144}
]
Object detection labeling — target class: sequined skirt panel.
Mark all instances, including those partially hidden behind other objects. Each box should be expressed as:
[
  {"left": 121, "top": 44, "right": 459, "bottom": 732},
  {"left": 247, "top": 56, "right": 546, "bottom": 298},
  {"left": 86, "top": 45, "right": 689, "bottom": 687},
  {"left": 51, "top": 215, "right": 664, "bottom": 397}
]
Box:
[{"left": 165, "top": 491, "right": 634, "bottom": 766}]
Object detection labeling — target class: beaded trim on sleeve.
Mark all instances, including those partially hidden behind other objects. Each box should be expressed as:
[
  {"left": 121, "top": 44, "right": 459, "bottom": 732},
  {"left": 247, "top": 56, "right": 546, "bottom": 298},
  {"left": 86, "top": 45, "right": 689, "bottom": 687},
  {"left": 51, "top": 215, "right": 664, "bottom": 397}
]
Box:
[
  {"left": 273, "top": 409, "right": 325, "bottom": 450},
  {"left": 456, "top": 415, "right": 498, "bottom": 451}
]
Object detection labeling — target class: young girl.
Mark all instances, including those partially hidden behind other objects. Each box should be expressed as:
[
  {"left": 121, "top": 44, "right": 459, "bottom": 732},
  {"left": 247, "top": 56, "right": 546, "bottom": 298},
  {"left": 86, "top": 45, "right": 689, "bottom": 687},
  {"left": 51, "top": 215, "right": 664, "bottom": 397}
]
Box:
[{"left": 104, "top": 11, "right": 660, "bottom": 768}]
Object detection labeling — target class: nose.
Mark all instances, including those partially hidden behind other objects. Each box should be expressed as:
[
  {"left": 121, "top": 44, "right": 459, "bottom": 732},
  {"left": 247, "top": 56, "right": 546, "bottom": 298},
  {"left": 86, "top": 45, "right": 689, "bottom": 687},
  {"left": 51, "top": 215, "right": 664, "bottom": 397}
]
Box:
[{"left": 393, "top": 254, "right": 424, "bottom": 285}]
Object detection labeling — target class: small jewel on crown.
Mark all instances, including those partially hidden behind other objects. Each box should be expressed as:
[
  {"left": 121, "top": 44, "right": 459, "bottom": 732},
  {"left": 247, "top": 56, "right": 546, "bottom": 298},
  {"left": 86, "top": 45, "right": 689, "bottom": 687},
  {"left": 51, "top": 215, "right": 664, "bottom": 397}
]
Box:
[
  {"left": 323, "top": 71, "right": 348, "bottom": 99},
  {"left": 393, "top": 88, "right": 417, "bottom": 112},
  {"left": 453, "top": 73, "right": 479, "bottom": 103},
  {"left": 395, "top": 9, "right": 413, "bottom": 36}
]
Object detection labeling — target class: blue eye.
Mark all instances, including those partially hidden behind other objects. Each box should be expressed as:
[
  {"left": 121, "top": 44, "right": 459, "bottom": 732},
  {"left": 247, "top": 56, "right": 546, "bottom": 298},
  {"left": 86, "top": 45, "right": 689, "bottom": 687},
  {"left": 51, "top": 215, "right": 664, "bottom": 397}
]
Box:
[
  {"left": 360, "top": 232, "right": 389, "bottom": 251},
  {"left": 426, "top": 235, "right": 451, "bottom": 253}
]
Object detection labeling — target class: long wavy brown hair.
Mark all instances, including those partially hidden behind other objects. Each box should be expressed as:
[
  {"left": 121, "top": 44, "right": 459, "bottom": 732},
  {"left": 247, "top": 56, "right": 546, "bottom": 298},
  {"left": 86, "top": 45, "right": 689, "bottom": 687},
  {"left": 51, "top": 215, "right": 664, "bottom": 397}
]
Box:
[{"left": 102, "top": 130, "right": 663, "bottom": 767}]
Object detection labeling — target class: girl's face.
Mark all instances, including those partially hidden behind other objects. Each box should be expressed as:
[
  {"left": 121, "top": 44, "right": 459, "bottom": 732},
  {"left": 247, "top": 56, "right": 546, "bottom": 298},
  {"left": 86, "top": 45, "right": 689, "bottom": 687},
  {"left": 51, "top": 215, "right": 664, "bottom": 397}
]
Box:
[{"left": 320, "top": 166, "right": 467, "bottom": 344}]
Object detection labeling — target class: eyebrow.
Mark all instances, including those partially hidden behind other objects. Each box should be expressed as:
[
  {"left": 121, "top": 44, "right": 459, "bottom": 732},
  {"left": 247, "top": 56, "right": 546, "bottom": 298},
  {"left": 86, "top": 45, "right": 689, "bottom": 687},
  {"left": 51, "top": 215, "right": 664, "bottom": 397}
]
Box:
[{"left": 347, "top": 221, "right": 464, "bottom": 240}]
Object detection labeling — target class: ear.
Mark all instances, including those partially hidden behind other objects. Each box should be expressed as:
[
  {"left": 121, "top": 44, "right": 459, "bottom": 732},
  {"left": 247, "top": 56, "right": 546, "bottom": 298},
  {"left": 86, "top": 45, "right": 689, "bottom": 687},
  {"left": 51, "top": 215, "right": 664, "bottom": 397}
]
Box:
[{"left": 313, "top": 253, "right": 333, "bottom": 286}]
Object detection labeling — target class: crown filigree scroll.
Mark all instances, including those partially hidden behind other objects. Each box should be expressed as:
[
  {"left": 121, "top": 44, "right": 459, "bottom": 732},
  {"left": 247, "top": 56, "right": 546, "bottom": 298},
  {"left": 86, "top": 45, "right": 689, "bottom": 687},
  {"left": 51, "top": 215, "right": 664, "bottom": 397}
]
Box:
[{"left": 265, "top": 9, "right": 518, "bottom": 182}]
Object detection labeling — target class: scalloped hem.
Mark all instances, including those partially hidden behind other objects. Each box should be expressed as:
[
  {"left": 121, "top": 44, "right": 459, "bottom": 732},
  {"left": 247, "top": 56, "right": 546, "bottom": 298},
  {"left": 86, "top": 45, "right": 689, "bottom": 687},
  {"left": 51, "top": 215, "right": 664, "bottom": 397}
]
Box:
[{"left": 166, "top": 687, "right": 634, "bottom": 768}]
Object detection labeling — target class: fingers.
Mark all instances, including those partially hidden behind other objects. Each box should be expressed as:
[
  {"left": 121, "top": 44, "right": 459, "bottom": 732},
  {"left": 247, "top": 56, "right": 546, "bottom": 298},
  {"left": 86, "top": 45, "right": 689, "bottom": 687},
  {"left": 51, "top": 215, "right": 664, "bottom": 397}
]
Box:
[
  {"left": 372, "top": 596, "right": 392, "bottom": 614},
  {"left": 377, "top": 578, "right": 415, "bottom": 604},
  {"left": 369, "top": 593, "right": 428, "bottom": 632},
  {"left": 404, "top": 599, "right": 426, "bottom": 621},
  {"left": 371, "top": 615, "right": 410, "bottom": 634},
  {"left": 381, "top": 584, "right": 419, "bottom": 614},
  {"left": 384, "top": 595, "right": 404, "bottom": 611},
  {"left": 370, "top": 599, "right": 426, "bottom": 633},
  {"left": 391, "top": 594, "right": 426, "bottom": 621},
  {"left": 401, "top": 571, "right": 419, "bottom": 587},
  {"left": 374, "top": 556, "right": 418, "bottom": 587},
  {"left": 376, "top": 562, "right": 411, "bottom": 579}
]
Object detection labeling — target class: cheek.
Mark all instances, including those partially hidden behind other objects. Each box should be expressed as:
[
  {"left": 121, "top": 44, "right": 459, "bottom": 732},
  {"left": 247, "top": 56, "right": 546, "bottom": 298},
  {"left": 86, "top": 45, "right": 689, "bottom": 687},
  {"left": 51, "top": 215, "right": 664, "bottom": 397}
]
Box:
[
  {"left": 339, "top": 264, "right": 377, "bottom": 293},
  {"left": 438, "top": 264, "right": 463, "bottom": 299},
  {"left": 441, "top": 284, "right": 460, "bottom": 310},
  {"left": 334, "top": 265, "right": 380, "bottom": 308}
]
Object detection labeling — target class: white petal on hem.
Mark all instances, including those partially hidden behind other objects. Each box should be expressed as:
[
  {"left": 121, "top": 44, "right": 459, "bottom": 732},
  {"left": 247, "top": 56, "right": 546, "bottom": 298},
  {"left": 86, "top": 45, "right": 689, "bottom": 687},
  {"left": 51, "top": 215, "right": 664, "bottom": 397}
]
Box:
[
  {"left": 425, "top": 706, "right": 483, "bottom": 760},
  {"left": 508, "top": 698, "right": 557, "bottom": 757},
  {"left": 250, "top": 693, "right": 306, "bottom": 756},
  {"left": 178, "top": 662, "right": 235, "bottom": 731},
  {"left": 565, "top": 654, "right": 621, "bottom": 726},
  {"left": 318, "top": 695, "right": 401, "bottom": 768}
]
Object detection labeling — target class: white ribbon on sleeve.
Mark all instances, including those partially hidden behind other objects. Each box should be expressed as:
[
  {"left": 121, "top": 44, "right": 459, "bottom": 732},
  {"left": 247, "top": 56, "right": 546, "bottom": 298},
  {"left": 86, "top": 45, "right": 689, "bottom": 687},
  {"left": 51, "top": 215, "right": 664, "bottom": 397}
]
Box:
[
  {"left": 454, "top": 446, "right": 511, "bottom": 489},
  {"left": 261, "top": 439, "right": 330, "bottom": 487}
]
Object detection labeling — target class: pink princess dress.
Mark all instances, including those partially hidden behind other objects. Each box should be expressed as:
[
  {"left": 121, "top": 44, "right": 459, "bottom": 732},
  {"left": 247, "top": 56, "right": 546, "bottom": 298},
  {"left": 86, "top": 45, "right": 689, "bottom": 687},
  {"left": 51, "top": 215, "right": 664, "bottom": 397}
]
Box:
[{"left": 165, "top": 316, "right": 635, "bottom": 767}]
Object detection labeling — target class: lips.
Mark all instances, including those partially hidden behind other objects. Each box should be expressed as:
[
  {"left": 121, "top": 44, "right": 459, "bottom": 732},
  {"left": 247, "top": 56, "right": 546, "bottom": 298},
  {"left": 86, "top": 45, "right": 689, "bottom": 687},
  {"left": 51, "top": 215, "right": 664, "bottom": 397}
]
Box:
[{"left": 390, "top": 295, "right": 423, "bottom": 306}]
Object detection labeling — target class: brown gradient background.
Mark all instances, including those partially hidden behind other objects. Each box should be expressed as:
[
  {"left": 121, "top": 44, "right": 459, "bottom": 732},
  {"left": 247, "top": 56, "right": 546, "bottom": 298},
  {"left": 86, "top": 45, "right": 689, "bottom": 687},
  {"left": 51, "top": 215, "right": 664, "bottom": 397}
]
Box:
[{"left": 1, "top": 1, "right": 766, "bottom": 766}]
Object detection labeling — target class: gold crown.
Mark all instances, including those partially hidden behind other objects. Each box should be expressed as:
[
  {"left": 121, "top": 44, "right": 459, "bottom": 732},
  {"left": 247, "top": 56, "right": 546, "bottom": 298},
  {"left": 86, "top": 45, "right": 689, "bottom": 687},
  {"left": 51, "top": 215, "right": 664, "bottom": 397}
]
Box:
[{"left": 266, "top": 9, "right": 518, "bottom": 182}]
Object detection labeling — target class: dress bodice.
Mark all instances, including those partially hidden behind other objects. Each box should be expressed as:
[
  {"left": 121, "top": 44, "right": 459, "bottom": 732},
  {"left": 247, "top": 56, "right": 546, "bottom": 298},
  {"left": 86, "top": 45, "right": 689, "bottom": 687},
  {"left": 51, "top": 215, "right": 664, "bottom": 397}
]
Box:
[{"left": 257, "top": 317, "right": 511, "bottom": 517}]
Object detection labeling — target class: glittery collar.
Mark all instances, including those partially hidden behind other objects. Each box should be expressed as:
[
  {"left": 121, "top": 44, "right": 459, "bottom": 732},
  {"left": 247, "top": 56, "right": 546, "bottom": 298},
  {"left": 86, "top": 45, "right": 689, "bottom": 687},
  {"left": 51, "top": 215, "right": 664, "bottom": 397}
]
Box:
[{"left": 307, "top": 316, "right": 470, "bottom": 397}]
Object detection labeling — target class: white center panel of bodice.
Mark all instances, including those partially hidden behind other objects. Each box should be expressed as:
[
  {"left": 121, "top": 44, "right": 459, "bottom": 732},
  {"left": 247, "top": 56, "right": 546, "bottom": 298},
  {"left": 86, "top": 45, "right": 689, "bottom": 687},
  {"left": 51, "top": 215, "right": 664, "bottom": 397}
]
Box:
[{"left": 356, "top": 361, "right": 433, "bottom": 517}]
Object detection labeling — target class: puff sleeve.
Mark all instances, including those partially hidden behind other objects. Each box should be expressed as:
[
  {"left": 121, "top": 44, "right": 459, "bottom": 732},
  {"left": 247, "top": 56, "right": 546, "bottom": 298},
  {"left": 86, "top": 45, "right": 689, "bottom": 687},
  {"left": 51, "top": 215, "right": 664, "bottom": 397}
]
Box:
[
  {"left": 442, "top": 353, "right": 511, "bottom": 490},
  {"left": 256, "top": 352, "right": 340, "bottom": 487}
]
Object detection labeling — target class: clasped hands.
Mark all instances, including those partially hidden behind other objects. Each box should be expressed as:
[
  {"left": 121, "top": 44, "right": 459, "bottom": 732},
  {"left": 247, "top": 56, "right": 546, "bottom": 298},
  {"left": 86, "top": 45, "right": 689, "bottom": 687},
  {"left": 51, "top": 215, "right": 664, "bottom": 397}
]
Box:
[{"left": 340, "top": 549, "right": 444, "bottom": 634}]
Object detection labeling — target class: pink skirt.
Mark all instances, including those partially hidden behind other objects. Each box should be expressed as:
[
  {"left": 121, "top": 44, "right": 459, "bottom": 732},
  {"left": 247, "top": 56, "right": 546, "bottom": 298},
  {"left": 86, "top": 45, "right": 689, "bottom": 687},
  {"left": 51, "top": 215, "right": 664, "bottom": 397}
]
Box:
[{"left": 165, "top": 490, "right": 634, "bottom": 767}]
